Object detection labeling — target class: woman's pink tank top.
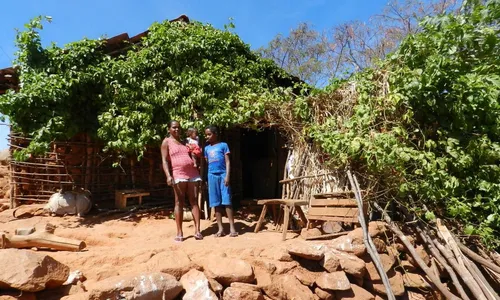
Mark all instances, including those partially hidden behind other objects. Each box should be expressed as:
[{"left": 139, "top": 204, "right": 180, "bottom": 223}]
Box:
[{"left": 166, "top": 137, "right": 200, "bottom": 180}]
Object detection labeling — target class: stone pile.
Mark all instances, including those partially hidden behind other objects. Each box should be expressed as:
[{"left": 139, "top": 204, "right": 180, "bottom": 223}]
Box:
[{"left": 0, "top": 221, "right": 445, "bottom": 300}]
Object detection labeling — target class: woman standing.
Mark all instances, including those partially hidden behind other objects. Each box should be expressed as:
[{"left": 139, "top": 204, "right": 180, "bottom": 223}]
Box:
[{"left": 161, "top": 120, "right": 203, "bottom": 242}]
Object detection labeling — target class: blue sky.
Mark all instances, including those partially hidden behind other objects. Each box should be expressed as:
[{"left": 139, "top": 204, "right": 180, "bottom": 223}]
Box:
[{"left": 0, "top": 0, "right": 388, "bottom": 149}]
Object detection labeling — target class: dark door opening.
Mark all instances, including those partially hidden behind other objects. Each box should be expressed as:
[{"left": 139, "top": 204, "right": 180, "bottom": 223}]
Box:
[{"left": 240, "top": 128, "right": 287, "bottom": 200}]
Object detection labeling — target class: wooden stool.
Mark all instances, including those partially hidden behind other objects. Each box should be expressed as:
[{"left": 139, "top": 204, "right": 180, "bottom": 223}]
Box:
[
  {"left": 254, "top": 199, "right": 309, "bottom": 241},
  {"left": 115, "top": 190, "right": 150, "bottom": 209}
]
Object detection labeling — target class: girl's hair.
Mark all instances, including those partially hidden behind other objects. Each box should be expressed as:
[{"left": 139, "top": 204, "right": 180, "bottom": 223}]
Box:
[
  {"left": 168, "top": 120, "right": 179, "bottom": 128},
  {"left": 205, "top": 125, "right": 218, "bottom": 135},
  {"left": 187, "top": 127, "right": 197, "bottom": 135}
]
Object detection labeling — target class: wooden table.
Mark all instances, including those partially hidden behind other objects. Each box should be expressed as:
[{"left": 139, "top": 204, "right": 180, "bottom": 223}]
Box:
[
  {"left": 115, "top": 189, "right": 150, "bottom": 209},
  {"left": 254, "top": 199, "right": 309, "bottom": 241}
]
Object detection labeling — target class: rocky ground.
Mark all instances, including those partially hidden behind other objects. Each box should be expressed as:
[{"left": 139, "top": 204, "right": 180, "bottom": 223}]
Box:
[{"left": 0, "top": 204, "right": 444, "bottom": 300}]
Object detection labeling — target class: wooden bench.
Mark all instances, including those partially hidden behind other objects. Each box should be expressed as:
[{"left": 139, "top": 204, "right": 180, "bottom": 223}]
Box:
[
  {"left": 115, "top": 190, "right": 150, "bottom": 209},
  {"left": 307, "top": 192, "right": 366, "bottom": 227},
  {"left": 254, "top": 199, "right": 308, "bottom": 241}
]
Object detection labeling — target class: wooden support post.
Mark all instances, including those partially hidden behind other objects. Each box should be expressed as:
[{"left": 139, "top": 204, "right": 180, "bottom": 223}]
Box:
[
  {"left": 282, "top": 204, "right": 290, "bottom": 241},
  {"left": 254, "top": 204, "right": 268, "bottom": 233}
]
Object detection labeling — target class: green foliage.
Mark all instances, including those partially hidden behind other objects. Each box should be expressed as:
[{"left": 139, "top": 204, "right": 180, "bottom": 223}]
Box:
[
  {"left": 309, "top": 0, "right": 500, "bottom": 247},
  {"left": 0, "top": 17, "right": 295, "bottom": 158}
]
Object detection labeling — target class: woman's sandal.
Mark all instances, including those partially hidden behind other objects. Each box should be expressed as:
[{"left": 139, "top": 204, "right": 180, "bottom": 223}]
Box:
[
  {"left": 214, "top": 231, "right": 225, "bottom": 238},
  {"left": 194, "top": 232, "right": 204, "bottom": 240},
  {"left": 174, "top": 236, "right": 184, "bottom": 242}
]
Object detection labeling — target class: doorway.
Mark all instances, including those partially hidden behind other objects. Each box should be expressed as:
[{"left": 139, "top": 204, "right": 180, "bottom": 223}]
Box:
[{"left": 240, "top": 128, "right": 287, "bottom": 200}]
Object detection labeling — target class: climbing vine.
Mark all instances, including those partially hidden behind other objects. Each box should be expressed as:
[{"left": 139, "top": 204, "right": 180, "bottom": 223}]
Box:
[
  {"left": 0, "top": 17, "right": 297, "bottom": 159},
  {"left": 308, "top": 0, "right": 500, "bottom": 247}
]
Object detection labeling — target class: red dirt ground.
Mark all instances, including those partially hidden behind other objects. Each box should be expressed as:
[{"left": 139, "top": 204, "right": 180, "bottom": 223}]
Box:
[{"left": 0, "top": 206, "right": 297, "bottom": 288}]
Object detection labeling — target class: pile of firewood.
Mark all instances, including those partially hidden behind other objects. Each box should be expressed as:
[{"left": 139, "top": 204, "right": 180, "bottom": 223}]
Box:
[{"left": 347, "top": 171, "right": 500, "bottom": 300}]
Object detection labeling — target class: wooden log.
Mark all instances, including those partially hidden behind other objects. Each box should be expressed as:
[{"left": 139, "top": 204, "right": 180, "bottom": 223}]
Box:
[
  {"left": 415, "top": 225, "right": 470, "bottom": 300},
  {"left": 373, "top": 202, "right": 460, "bottom": 300},
  {"left": 431, "top": 234, "right": 487, "bottom": 300},
  {"left": 456, "top": 242, "right": 500, "bottom": 275},
  {"left": 2, "top": 225, "right": 85, "bottom": 251},
  {"left": 465, "top": 256, "right": 500, "bottom": 300},
  {"left": 490, "top": 251, "right": 500, "bottom": 267}
]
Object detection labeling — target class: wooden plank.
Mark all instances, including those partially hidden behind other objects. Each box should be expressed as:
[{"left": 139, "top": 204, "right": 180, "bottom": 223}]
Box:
[
  {"left": 256, "top": 199, "right": 308, "bottom": 206},
  {"left": 307, "top": 215, "right": 359, "bottom": 223},
  {"left": 305, "top": 231, "right": 348, "bottom": 240},
  {"left": 307, "top": 207, "right": 359, "bottom": 217},
  {"left": 122, "top": 193, "right": 150, "bottom": 198},
  {"left": 309, "top": 198, "right": 357, "bottom": 207}
]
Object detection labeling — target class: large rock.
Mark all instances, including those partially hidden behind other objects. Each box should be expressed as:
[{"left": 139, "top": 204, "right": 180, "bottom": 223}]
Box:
[
  {"left": 364, "top": 253, "right": 395, "bottom": 280},
  {"left": 0, "top": 249, "right": 70, "bottom": 292},
  {"left": 329, "top": 249, "right": 366, "bottom": 278},
  {"left": 252, "top": 258, "right": 278, "bottom": 274},
  {"left": 253, "top": 266, "right": 272, "bottom": 288},
  {"left": 346, "top": 225, "right": 386, "bottom": 249},
  {"left": 322, "top": 221, "right": 343, "bottom": 234},
  {"left": 263, "top": 275, "right": 315, "bottom": 300},
  {"left": 180, "top": 269, "right": 217, "bottom": 300},
  {"left": 301, "top": 228, "right": 323, "bottom": 239},
  {"left": 372, "top": 238, "right": 387, "bottom": 253},
  {"left": 328, "top": 235, "right": 366, "bottom": 257},
  {"left": 208, "top": 278, "right": 223, "bottom": 294},
  {"left": 335, "top": 284, "right": 374, "bottom": 300},
  {"left": 400, "top": 260, "right": 417, "bottom": 272},
  {"left": 287, "top": 243, "right": 325, "bottom": 260},
  {"left": 223, "top": 287, "right": 264, "bottom": 300},
  {"left": 260, "top": 245, "right": 293, "bottom": 262},
  {"left": 205, "top": 257, "right": 254, "bottom": 286},
  {"left": 146, "top": 251, "right": 193, "bottom": 280},
  {"left": 365, "top": 271, "right": 405, "bottom": 297},
  {"left": 87, "top": 272, "right": 182, "bottom": 300},
  {"left": 314, "top": 287, "right": 334, "bottom": 300},
  {"left": 408, "top": 245, "right": 430, "bottom": 266},
  {"left": 368, "top": 221, "right": 387, "bottom": 237},
  {"left": 290, "top": 267, "right": 322, "bottom": 287},
  {"left": 315, "top": 271, "right": 350, "bottom": 291},
  {"left": 402, "top": 273, "right": 431, "bottom": 289},
  {"left": 61, "top": 293, "right": 90, "bottom": 300},
  {"left": 320, "top": 250, "right": 341, "bottom": 272},
  {"left": 405, "top": 291, "right": 428, "bottom": 300},
  {"left": 274, "top": 261, "right": 299, "bottom": 275},
  {"left": 231, "top": 282, "right": 261, "bottom": 292}
]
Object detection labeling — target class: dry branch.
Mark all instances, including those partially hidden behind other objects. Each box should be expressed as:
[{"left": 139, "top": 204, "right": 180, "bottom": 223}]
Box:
[
  {"left": 456, "top": 242, "right": 500, "bottom": 275},
  {"left": 465, "top": 256, "right": 500, "bottom": 300},
  {"left": 348, "top": 171, "right": 395, "bottom": 300},
  {"left": 431, "top": 234, "right": 487, "bottom": 300},
  {"left": 414, "top": 225, "right": 470, "bottom": 300},
  {"left": 373, "top": 202, "right": 460, "bottom": 300},
  {"left": 279, "top": 172, "right": 336, "bottom": 184}
]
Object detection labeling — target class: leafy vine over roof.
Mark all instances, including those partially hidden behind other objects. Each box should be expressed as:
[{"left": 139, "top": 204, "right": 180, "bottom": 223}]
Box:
[{"left": 0, "top": 16, "right": 300, "bottom": 159}]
